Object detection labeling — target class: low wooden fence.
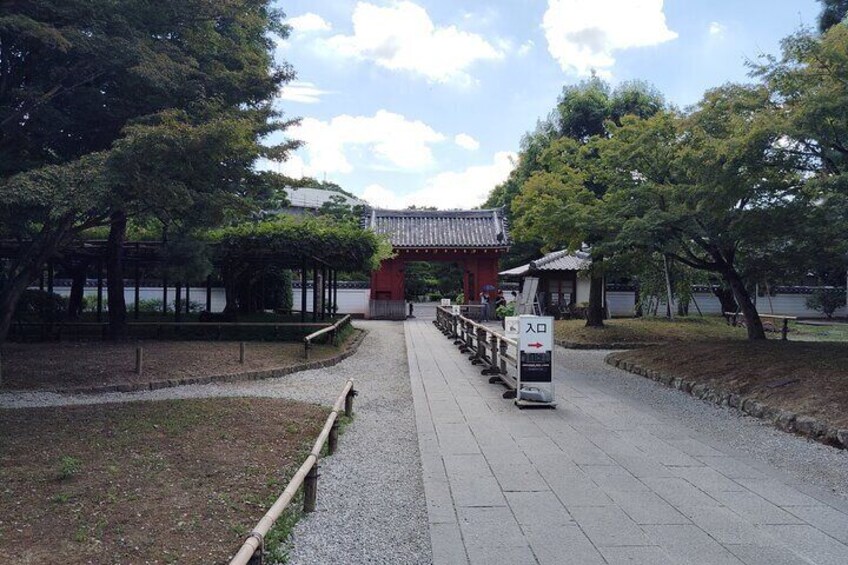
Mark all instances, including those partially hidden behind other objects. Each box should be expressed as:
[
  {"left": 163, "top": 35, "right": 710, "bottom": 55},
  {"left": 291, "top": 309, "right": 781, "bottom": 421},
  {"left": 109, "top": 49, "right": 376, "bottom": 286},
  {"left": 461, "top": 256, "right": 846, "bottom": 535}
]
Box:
[
  {"left": 8, "top": 320, "right": 337, "bottom": 342},
  {"left": 303, "top": 315, "right": 352, "bottom": 359},
  {"left": 434, "top": 306, "right": 520, "bottom": 395},
  {"left": 368, "top": 299, "right": 406, "bottom": 320},
  {"left": 229, "top": 379, "right": 358, "bottom": 565}
]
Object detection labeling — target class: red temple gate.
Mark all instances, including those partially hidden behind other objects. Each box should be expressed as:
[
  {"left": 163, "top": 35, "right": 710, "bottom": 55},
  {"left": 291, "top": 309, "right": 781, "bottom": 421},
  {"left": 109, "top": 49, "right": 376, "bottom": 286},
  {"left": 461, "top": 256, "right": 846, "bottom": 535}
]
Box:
[{"left": 365, "top": 209, "right": 510, "bottom": 317}]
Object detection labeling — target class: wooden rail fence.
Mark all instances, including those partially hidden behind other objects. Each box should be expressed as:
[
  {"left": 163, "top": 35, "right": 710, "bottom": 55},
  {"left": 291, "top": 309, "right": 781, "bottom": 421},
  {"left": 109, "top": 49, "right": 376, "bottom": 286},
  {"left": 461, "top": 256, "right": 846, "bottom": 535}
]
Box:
[
  {"left": 303, "top": 314, "right": 352, "bottom": 359},
  {"left": 434, "top": 306, "right": 520, "bottom": 397},
  {"left": 229, "top": 379, "right": 358, "bottom": 565}
]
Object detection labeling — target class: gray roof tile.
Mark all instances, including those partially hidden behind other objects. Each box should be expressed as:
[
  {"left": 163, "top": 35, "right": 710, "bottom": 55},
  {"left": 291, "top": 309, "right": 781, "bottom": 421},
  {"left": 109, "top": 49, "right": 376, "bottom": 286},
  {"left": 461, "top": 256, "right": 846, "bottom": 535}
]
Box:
[{"left": 364, "top": 208, "right": 510, "bottom": 249}]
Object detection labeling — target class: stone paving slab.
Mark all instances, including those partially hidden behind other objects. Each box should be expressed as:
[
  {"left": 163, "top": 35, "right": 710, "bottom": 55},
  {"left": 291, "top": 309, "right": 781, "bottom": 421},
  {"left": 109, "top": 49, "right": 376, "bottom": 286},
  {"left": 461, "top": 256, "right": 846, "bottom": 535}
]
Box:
[{"left": 405, "top": 320, "right": 848, "bottom": 565}]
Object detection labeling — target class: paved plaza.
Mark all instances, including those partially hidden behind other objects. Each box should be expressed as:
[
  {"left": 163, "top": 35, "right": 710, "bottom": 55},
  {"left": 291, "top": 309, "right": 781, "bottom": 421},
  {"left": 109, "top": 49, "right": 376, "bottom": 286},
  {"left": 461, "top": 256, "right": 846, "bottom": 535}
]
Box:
[{"left": 406, "top": 320, "right": 848, "bottom": 565}]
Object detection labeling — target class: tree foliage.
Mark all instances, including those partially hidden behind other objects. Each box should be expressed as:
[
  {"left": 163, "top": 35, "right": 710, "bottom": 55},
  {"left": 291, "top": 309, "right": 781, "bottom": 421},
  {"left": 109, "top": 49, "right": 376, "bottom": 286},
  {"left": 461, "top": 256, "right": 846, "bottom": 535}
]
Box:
[{"left": 0, "top": 0, "right": 299, "bottom": 342}]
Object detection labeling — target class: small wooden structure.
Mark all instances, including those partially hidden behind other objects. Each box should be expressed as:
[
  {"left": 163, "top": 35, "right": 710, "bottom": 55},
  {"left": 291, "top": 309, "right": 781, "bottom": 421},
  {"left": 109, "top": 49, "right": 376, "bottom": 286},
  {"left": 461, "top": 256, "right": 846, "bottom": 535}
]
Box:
[{"left": 499, "top": 249, "right": 596, "bottom": 318}]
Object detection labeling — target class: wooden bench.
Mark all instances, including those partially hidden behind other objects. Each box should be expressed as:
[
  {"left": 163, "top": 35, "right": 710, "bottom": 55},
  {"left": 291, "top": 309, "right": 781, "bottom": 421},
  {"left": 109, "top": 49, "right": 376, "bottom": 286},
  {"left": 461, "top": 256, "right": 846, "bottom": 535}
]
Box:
[{"left": 724, "top": 312, "right": 797, "bottom": 340}]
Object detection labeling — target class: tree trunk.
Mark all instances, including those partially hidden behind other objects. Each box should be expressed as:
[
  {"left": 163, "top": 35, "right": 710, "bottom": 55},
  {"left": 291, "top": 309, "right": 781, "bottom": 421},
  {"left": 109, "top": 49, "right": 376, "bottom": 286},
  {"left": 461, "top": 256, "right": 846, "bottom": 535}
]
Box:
[
  {"left": 723, "top": 268, "right": 766, "bottom": 340},
  {"left": 106, "top": 210, "right": 128, "bottom": 340},
  {"left": 66, "top": 261, "right": 88, "bottom": 319},
  {"left": 585, "top": 258, "right": 605, "bottom": 328},
  {"left": 0, "top": 219, "right": 74, "bottom": 344},
  {"left": 662, "top": 254, "right": 674, "bottom": 319},
  {"left": 712, "top": 285, "right": 737, "bottom": 314}
]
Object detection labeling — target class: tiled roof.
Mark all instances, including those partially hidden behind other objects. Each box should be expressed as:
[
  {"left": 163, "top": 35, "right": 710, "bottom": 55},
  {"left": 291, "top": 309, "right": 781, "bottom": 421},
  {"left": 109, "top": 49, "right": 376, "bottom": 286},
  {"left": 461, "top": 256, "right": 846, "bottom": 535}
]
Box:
[
  {"left": 499, "top": 249, "right": 591, "bottom": 276},
  {"left": 531, "top": 249, "right": 591, "bottom": 271},
  {"left": 364, "top": 208, "right": 510, "bottom": 249}
]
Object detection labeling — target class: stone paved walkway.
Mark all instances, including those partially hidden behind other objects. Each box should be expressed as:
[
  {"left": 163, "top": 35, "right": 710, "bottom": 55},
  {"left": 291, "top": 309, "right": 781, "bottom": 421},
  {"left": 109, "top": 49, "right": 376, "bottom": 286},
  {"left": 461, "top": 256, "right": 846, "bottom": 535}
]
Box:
[{"left": 405, "top": 320, "right": 848, "bottom": 565}]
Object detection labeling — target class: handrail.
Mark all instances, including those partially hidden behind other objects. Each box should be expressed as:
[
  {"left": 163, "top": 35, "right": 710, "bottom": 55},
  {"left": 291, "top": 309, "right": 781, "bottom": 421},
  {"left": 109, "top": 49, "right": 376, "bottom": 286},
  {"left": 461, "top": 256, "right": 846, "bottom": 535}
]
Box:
[
  {"left": 435, "top": 306, "right": 520, "bottom": 388},
  {"left": 229, "top": 379, "right": 356, "bottom": 565},
  {"left": 304, "top": 315, "right": 352, "bottom": 359}
]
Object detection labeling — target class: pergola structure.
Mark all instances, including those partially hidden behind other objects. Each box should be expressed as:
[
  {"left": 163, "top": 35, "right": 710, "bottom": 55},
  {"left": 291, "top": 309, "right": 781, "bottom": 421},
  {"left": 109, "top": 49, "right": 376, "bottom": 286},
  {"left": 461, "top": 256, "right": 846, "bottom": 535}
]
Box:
[
  {"left": 364, "top": 208, "right": 511, "bottom": 304},
  {"left": 0, "top": 239, "right": 341, "bottom": 324}
]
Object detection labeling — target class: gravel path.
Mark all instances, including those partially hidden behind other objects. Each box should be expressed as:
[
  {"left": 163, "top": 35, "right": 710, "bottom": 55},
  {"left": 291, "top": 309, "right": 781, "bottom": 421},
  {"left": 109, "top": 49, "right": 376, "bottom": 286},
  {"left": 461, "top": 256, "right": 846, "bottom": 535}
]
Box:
[
  {"left": 560, "top": 347, "right": 848, "bottom": 502},
  {"left": 0, "top": 322, "right": 432, "bottom": 565}
]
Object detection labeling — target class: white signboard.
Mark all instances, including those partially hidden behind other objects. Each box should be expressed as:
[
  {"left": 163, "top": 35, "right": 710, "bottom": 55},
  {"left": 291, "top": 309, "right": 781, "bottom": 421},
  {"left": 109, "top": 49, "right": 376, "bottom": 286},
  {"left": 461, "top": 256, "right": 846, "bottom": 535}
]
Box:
[
  {"left": 451, "top": 305, "right": 461, "bottom": 316},
  {"left": 519, "top": 315, "right": 553, "bottom": 353},
  {"left": 441, "top": 298, "right": 452, "bottom": 307},
  {"left": 504, "top": 316, "right": 520, "bottom": 339},
  {"left": 517, "top": 315, "right": 555, "bottom": 406}
]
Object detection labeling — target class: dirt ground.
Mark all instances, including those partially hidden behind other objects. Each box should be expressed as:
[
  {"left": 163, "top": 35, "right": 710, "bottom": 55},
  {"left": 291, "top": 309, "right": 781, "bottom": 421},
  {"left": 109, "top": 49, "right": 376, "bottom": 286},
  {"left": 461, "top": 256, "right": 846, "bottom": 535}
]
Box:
[
  {"left": 0, "top": 335, "right": 356, "bottom": 391},
  {"left": 0, "top": 398, "right": 328, "bottom": 564},
  {"left": 612, "top": 341, "right": 848, "bottom": 429}
]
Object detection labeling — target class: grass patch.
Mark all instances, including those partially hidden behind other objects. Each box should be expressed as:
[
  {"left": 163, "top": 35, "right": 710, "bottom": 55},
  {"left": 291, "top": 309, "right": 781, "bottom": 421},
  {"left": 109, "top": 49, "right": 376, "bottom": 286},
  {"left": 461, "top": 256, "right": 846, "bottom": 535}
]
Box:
[
  {"left": 611, "top": 341, "right": 848, "bottom": 429},
  {"left": 0, "top": 398, "right": 329, "bottom": 564},
  {"left": 555, "top": 316, "right": 747, "bottom": 346}
]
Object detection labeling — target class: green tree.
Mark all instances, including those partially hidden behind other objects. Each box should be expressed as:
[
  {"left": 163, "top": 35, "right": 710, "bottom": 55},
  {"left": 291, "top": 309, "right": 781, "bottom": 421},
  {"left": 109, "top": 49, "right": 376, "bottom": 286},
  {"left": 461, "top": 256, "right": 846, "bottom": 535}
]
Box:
[
  {"left": 507, "top": 78, "right": 665, "bottom": 327},
  {"left": 601, "top": 84, "right": 810, "bottom": 340},
  {"left": 0, "top": 0, "right": 298, "bottom": 342},
  {"left": 819, "top": 0, "right": 848, "bottom": 32}
]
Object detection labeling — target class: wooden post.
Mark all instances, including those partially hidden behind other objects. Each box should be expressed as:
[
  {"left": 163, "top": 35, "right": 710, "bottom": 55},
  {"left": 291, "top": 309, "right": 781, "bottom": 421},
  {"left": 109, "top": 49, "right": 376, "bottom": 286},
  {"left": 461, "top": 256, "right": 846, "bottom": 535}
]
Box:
[
  {"left": 782, "top": 318, "right": 789, "bottom": 341},
  {"left": 47, "top": 261, "right": 54, "bottom": 294},
  {"left": 328, "top": 419, "right": 339, "bottom": 455},
  {"left": 205, "top": 274, "right": 212, "bottom": 313},
  {"left": 185, "top": 283, "right": 190, "bottom": 315},
  {"left": 162, "top": 276, "right": 168, "bottom": 316},
  {"left": 239, "top": 342, "right": 245, "bottom": 364},
  {"left": 303, "top": 463, "right": 318, "bottom": 513},
  {"left": 96, "top": 261, "right": 104, "bottom": 323},
  {"left": 300, "top": 265, "right": 307, "bottom": 323},
  {"left": 333, "top": 269, "right": 339, "bottom": 316},
  {"left": 174, "top": 282, "right": 182, "bottom": 322},
  {"left": 321, "top": 266, "right": 327, "bottom": 321},
  {"left": 312, "top": 266, "right": 319, "bottom": 323},
  {"left": 135, "top": 345, "right": 143, "bottom": 376},
  {"left": 134, "top": 252, "right": 141, "bottom": 321},
  {"left": 488, "top": 334, "right": 499, "bottom": 373},
  {"left": 345, "top": 389, "right": 355, "bottom": 417},
  {"left": 499, "top": 339, "right": 508, "bottom": 375}
]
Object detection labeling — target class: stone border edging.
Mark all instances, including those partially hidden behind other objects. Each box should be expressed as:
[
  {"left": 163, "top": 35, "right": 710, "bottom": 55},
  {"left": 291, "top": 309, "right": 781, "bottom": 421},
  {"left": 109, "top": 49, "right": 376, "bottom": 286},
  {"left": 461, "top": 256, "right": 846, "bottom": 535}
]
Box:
[
  {"left": 27, "top": 329, "right": 368, "bottom": 396},
  {"left": 556, "top": 340, "right": 660, "bottom": 350},
  {"left": 604, "top": 352, "right": 848, "bottom": 450}
]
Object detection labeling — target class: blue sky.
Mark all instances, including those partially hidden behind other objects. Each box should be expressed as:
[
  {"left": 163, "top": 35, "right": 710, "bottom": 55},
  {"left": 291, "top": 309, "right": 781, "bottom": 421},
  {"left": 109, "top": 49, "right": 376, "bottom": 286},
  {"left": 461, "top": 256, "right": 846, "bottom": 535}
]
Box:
[{"left": 264, "top": 0, "right": 821, "bottom": 209}]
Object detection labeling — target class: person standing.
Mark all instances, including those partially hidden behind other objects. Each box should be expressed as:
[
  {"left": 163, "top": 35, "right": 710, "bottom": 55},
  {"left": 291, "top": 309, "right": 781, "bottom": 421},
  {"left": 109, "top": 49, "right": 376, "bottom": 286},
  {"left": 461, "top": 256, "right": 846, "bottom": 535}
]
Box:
[{"left": 480, "top": 291, "right": 489, "bottom": 322}]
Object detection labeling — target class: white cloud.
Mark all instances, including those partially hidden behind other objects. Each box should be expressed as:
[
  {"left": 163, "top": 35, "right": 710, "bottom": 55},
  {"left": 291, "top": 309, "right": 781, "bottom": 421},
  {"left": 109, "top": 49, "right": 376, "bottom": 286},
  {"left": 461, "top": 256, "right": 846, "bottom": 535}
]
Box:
[
  {"left": 288, "top": 13, "right": 332, "bottom": 33},
  {"left": 325, "top": 1, "right": 504, "bottom": 84},
  {"left": 542, "top": 0, "right": 678, "bottom": 76},
  {"left": 454, "top": 133, "right": 480, "bottom": 151},
  {"left": 276, "top": 110, "right": 446, "bottom": 177},
  {"left": 708, "top": 22, "right": 726, "bottom": 37},
  {"left": 362, "top": 151, "right": 517, "bottom": 209},
  {"left": 278, "top": 81, "right": 329, "bottom": 104},
  {"left": 362, "top": 184, "right": 406, "bottom": 209},
  {"left": 517, "top": 40, "right": 535, "bottom": 57}
]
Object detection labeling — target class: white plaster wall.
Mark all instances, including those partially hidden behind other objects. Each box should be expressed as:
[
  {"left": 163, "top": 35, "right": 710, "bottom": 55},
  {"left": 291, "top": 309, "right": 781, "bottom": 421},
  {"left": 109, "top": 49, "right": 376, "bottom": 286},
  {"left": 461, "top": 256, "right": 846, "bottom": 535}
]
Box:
[{"left": 45, "top": 286, "right": 372, "bottom": 315}]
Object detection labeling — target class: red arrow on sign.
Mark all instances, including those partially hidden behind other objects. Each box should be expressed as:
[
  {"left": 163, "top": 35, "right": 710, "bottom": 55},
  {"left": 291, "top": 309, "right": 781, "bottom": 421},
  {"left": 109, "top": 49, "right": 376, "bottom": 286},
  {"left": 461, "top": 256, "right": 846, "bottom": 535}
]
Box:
[{"left": 528, "top": 342, "right": 543, "bottom": 348}]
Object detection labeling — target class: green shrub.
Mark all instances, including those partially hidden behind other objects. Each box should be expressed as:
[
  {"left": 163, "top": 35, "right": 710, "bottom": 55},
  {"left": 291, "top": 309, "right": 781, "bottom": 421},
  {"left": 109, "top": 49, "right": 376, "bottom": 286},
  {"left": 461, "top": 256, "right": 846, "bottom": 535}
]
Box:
[
  {"left": 806, "top": 288, "right": 846, "bottom": 319},
  {"left": 13, "top": 290, "right": 67, "bottom": 322},
  {"left": 137, "top": 298, "right": 172, "bottom": 313},
  {"left": 496, "top": 302, "right": 516, "bottom": 319},
  {"left": 57, "top": 456, "right": 82, "bottom": 480}
]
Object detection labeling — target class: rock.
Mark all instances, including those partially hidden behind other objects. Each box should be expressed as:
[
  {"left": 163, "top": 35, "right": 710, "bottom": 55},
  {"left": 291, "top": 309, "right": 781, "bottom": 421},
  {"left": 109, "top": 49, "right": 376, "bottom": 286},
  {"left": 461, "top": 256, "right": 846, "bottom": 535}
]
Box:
[
  {"left": 728, "top": 394, "right": 741, "bottom": 408},
  {"left": 837, "top": 429, "right": 848, "bottom": 449},
  {"left": 775, "top": 410, "right": 797, "bottom": 432},
  {"left": 743, "top": 399, "right": 765, "bottom": 418}
]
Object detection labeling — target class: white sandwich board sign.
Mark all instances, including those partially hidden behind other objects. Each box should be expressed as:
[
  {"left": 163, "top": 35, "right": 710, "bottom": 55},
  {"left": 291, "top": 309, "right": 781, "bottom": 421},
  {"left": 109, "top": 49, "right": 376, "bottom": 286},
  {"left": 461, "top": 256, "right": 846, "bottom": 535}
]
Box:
[{"left": 516, "top": 315, "right": 556, "bottom": 407}]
